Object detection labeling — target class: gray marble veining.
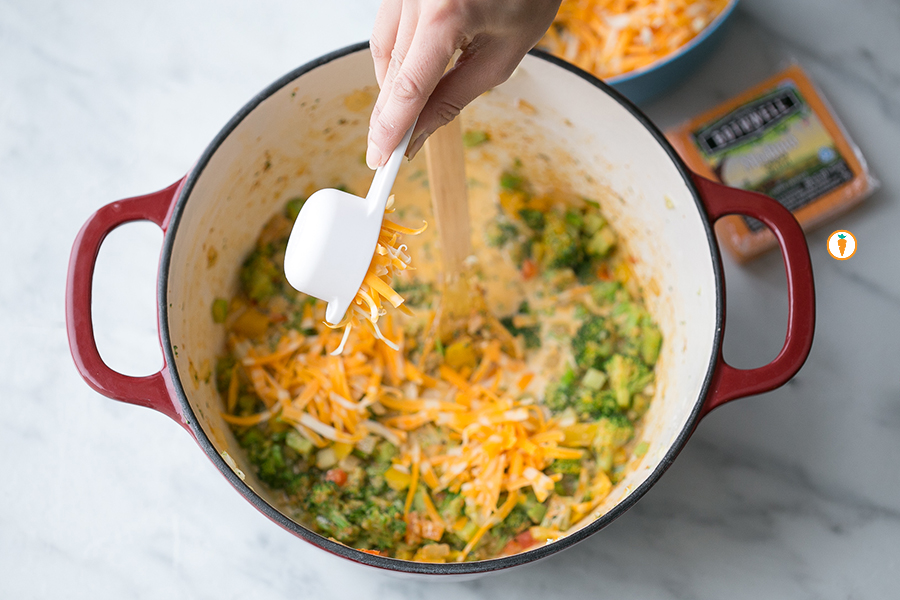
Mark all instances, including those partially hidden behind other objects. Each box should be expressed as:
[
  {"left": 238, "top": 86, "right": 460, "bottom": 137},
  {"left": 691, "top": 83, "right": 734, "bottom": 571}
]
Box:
[{"left": 2, "top": 0, "right": 898, "bottom": 597}]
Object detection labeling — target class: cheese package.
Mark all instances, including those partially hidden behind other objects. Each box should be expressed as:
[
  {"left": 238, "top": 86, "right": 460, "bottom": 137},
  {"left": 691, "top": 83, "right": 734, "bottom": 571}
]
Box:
[{"left": 666, "top": 64, "right": 877, "bottom": 262}]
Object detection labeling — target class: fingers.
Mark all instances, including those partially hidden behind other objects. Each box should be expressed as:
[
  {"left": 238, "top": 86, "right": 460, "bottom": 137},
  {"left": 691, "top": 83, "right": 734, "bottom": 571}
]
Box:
[
  {"left": 367, "top": 26, "right": 457, "bottom": 169},
  {"left": 370, "top": 0, "right": 402, "bottom": 88},
  {"left": 371, "top": 5, "right": 418, "bottom": 128},
  {"left": 406, "top": 37, "right": 523, "bottom": 159}
]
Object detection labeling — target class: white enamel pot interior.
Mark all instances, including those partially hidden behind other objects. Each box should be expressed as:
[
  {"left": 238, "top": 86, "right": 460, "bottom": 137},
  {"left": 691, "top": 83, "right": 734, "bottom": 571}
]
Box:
[{"left": 66, "top": 43, "right": 815, "bottom": 577}]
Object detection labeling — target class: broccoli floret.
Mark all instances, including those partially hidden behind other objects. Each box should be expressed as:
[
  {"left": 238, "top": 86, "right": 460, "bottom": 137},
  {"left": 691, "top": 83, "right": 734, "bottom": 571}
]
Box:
[
  {"left": 518, "top": 208, "right": 546, "bottom": 231},
  {"left": 612, "top": 301, "right": 644, "bottom": 335},
  {"left": 554, "top": 474, "right": 579, "bottom": 497},
  {"left": 499, "top": 302, "right": 541, "bottom": 349},
  {"left": 486, "top": 219, "right": 520, "bottom": 248},
  {"left": 238, "top": 428, "right": 267, "bottom": 458},
  {"left": 606, "top": 354, "right": 646, "bottom": 409},
  {"left": 500, "top": 316, "right": 541, "bottom": 349},
  {"left": 215, "top": 355, "right": 236, "bottom": 393},
  {"left": 439, "top": 493, "right": 465, "bottom": 524},
  {"left": 493, "top": 505, "right": 531, "bottom": 541},
  {"left": 590, "top": 281, "right": 622, "bottom": 305},
  {"left": 522, "top": 491, "right": 548, "bottom": 524},
  {"left": 500, "top": 170, "right": 526, "bottom": 192},
  {"left": 564, "top": 209, "right": 584, "bottom": 229},
  {"left": 309, "top": 481, "right": 338, "bottom": 507},
  {"left": 325, "top": 506, "right": 360, "bottom": 543},
  {"left": 610, "top": 301, "right": 647, "bottom": 358},
  {"left": 343, "top": 467, "right": 366, "bottom": 498},
  {"left": 593, "top": 414, "right": 635, "bottom": 451},
  {"left": 236, "top": 394, "right": 260, "bottom": 416},
  {"left": 550, "top": 458, "right": 583, "bottom": 475},
  {"left": 573, "top": 387, "right": 619, "bottom": 420},
  {"left": 374, "top": 441, "right": 398, "bottom": 465},
  {"left": 540, "top": 211, "right": 583, "bottom": 270},
  {"left": 284, "top": 196, "right": 307, "bottom": 221},
  {"left": 543, "top": 367, "right": 577, "bottom": 411},
  {"left": 256, "top": 443, "right": 294, "bottom": 488},
  {"left": 572, "top": 317, "right": 614, "bottom": 370},
  {"left": 392, "top": 279, "right": 436, "bottom": 308},
  {"left": 360, "top": 503, "right": 407, "bottom": 549},
  {"left": 240, "top": 249, "right": 281, "bottom": 302}
]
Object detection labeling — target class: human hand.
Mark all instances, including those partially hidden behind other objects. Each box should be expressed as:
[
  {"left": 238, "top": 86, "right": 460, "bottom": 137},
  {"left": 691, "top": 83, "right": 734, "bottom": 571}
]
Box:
[{"left": 366, "top": 0, "right": 562, "bottom": 169}]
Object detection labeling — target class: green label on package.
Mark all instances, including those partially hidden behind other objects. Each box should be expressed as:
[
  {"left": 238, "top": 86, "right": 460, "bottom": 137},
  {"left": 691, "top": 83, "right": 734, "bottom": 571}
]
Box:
[{"left": 690, "top": 79, "right": 854, "bottom": 232}]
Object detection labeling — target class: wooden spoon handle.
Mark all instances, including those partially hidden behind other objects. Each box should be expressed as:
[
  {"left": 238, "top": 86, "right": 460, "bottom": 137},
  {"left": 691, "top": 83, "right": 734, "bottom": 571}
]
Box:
[{"left": 424, "top": 117, "right": 472, "bottom": 276}]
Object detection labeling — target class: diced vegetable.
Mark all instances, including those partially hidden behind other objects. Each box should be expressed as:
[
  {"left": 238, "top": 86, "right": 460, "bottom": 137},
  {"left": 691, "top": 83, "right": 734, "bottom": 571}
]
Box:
[
  {"left": 285, "top": 196, "right": 307, "bottom": 221},
  {"left": 463, "top": 130, "right": 490, "bottom": 147},
  {"left": 500, "top": 170, "right": 526, "bottom": 192},
  {"left": 641, "top": 324, "right": 662, "bottom": 365},
  {"left": 384, "top": 466, "right": 411, "bottom": 491},
  {"left": 561, "top": 422, "right": 598, "bottom": 447},
  {"left": 581, "top": 368, "right": 607, "bottom": 391},
  {"left": 634, "top": 441, "right": 649, "bottom": 458},
  {"left": 211, "top": 298, "right": 228, "bottom": 323},
  {"left": 325, "top": 468, "right": 348, "bottom": 487},
  {"left": 445, "top": 340, "right": 478, "bottom": 370},
  {"left": 333, "top": 442, "right": 354, "bottom": 461},
  {"left": 316, "top": 447, "right": 338, "bottom": 470},
  {"left": 229, "top": 307, "right": 270, "bottom": 338},
  {"left": 285, "top": 430, "right": 313, "bottom": 458},
  {"left": 585, "top": 226, "right": 616, "bottom": 258}
]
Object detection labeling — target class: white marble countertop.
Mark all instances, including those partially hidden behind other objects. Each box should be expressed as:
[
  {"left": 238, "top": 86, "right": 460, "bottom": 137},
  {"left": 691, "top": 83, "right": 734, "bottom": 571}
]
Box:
[{"left": 3, "top": 0, "right": 898, "bottom": 597}]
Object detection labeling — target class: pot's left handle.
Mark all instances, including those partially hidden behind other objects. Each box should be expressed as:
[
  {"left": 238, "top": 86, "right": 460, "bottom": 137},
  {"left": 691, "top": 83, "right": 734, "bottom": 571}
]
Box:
[
  {"left": 693, "top": 174, "right": 816, "bottom": 418},
  {"left": 66, "top": 179, "right": 186, "bottom": 423}
]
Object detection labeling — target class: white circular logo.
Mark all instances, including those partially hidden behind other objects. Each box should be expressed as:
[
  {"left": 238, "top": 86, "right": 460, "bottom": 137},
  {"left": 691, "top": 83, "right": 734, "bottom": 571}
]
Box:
[{"left": 827, "top": 230, "right": 856, "bottom": 260}]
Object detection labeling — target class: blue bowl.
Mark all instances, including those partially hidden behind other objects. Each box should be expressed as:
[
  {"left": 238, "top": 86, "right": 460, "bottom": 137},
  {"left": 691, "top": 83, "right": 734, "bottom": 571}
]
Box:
[{"left": 606, "top": 0, "right": 739, "bottom": 105}]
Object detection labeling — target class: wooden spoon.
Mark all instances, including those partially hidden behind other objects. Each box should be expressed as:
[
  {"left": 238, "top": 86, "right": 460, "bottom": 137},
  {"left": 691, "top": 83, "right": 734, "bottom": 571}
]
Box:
[{"left": 424, "top": 116, "right": 474, "bottom": 327}]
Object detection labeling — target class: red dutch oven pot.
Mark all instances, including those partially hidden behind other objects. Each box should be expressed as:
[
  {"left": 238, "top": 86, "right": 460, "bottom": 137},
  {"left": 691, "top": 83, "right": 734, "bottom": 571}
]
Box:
[{"left": 66, "top": 44, "right": 814, "bottom": 576}]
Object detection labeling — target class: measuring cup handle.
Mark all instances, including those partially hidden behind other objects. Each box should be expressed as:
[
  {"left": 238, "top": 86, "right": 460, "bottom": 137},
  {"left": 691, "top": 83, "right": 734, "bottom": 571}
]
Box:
[{"left": 365, "top": 121, "right": 417, "bottom": 211}]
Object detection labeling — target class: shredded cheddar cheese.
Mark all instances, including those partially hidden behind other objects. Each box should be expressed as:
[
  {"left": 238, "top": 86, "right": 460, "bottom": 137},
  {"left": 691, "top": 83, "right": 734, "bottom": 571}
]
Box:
[
  {"left": 539, "top": 0, "right": 731, "bottom": 79},
  {"left": 328, "top": 195, "right": 426, "bottom": 355},
  {"left": 216, "top": 172, "right": 661, "bottom": 562},
  {"left": 224, "top": 308, "right": 588, "bottom": 561}
]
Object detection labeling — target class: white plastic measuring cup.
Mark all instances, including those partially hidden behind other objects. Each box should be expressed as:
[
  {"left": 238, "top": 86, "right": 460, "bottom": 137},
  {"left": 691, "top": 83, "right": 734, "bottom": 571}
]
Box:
[{"left": 283, "top": 123, "right": 416, "bottom": 326}]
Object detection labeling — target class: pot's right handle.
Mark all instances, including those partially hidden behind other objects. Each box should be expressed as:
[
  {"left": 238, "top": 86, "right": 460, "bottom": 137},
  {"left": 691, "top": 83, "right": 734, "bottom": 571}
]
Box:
[
  {"left": 66, "top": 179, "right": 186, "bottom": 424},
  {"left": 692, "top": 174, "right": 816, "bottom": 418}
]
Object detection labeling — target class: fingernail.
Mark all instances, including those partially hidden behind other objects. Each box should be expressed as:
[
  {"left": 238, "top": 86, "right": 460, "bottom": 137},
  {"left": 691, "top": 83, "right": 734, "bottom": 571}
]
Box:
[
  {"left": 366, "top": 139, "right": 383, "bottom": 170},
  {"left": 407, "top": 133, "right": 428, "bottom": 161}
]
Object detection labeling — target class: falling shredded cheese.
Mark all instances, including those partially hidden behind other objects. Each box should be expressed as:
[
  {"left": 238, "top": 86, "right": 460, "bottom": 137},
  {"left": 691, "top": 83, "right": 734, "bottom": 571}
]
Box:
[
  {"left": 539, "top": 0, "right": 732, "bottom": 79},
  {"left": 328, "top": 195, "right": 426, "bottom": 354}
]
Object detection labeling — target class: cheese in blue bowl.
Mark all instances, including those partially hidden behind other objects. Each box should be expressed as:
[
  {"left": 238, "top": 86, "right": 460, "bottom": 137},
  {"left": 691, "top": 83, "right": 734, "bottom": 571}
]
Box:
[{"left": 539, "top": 0, "right": 739, "bottom": 105}]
